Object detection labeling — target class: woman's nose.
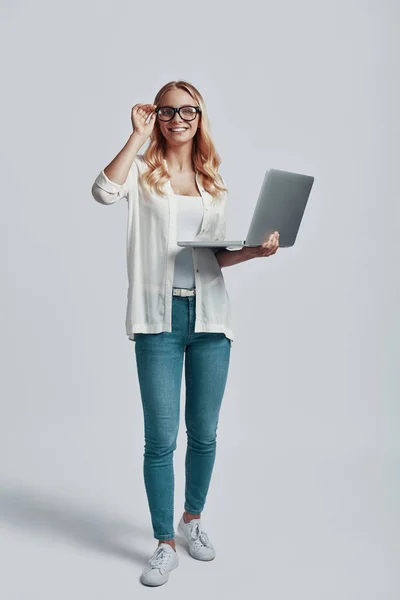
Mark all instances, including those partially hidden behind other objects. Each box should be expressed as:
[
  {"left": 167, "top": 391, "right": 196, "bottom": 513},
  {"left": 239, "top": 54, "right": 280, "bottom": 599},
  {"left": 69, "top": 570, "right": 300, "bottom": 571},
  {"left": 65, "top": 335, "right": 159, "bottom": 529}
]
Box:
[{"left": 171, "top": 112, "right": 184, "bottom": 123}]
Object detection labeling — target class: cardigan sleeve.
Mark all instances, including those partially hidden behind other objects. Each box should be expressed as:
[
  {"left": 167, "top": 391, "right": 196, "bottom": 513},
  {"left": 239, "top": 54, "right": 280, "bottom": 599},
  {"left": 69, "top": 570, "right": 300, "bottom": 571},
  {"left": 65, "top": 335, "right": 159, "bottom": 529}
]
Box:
[{"left": 91, "top": 160, "right": 138, "bottom": 205}]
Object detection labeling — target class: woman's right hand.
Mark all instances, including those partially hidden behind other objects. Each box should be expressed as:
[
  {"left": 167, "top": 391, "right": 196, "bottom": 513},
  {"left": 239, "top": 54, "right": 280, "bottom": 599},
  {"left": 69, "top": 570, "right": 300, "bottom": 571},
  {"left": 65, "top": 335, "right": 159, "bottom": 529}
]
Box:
[{"left": 131, "top": 103, "right": 157, "bottom": 139}]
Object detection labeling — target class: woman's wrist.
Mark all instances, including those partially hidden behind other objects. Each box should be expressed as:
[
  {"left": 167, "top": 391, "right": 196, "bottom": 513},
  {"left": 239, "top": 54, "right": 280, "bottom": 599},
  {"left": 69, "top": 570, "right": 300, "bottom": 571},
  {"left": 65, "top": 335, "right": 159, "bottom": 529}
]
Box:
[{"left": 216, "top": 246, "right": 254, "bottom": 268}]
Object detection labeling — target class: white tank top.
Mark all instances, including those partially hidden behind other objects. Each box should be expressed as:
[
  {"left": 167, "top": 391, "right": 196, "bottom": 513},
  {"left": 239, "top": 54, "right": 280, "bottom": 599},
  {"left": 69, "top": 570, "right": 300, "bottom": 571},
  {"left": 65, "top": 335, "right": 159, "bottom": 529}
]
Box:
[{"left": 173, "top": 194, "right": 203, "bottom": 289}]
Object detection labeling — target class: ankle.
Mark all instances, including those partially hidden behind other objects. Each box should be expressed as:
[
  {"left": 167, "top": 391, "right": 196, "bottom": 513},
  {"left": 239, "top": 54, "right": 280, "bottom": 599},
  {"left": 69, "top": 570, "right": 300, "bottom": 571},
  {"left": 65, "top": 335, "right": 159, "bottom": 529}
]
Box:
[
  {"left": 183, "top": 510, "right": 201, "bottom": 523},
  {"left": 158, "top": 538, "right": 176, "bottom": 551}
]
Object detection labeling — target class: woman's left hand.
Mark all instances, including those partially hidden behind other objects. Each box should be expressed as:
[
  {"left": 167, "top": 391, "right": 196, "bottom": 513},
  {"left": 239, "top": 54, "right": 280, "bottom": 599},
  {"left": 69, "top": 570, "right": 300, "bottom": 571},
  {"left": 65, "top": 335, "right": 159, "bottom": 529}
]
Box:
[{"left": 245, "top": 231, "right": 280, "bottom": 259}]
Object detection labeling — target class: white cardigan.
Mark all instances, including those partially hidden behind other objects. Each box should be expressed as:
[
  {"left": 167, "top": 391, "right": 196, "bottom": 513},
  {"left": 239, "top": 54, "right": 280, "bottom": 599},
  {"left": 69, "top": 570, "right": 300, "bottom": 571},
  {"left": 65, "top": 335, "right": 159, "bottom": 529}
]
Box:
[{"left": 91, "top": 154, "right": 234, "bottom": 344}]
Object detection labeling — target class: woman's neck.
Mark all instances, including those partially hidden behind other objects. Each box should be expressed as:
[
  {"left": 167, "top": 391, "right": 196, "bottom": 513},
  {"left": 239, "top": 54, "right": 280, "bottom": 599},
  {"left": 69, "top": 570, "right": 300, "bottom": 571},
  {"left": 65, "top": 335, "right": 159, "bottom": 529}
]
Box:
[{"left": 164, "top": 144, "right": 194, "bottom": 174}]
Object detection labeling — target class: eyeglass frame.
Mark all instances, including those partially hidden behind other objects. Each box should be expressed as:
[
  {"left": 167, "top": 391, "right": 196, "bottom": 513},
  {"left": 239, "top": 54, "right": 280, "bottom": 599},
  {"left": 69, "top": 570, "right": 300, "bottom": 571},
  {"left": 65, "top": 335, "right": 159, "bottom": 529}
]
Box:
[{"left": 154, "top": 105, "right": 202, "bottom": 122}]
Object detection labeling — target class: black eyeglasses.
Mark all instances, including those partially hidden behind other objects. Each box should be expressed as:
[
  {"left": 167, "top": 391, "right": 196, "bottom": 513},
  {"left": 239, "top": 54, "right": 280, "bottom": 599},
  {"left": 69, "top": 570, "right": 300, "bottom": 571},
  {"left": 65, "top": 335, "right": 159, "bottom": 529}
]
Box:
[{"left": 155, "top": 105, "right": 201, "bottom": 122}]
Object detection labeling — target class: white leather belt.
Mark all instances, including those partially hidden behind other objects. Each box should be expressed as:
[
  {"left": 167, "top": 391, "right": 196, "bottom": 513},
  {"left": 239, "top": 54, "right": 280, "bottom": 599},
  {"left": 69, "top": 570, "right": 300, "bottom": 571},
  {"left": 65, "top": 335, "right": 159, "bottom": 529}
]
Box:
[{"left": 172, "top": 287, "right": 196, "bottom": 297}]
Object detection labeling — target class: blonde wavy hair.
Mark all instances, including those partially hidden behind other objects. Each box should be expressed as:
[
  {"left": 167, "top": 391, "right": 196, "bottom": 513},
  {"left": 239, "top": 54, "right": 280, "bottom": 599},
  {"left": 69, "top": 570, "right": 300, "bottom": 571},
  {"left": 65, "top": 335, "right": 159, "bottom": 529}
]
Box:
[{"left": 140, "top": 80, "right": 227, "bottom": 203}]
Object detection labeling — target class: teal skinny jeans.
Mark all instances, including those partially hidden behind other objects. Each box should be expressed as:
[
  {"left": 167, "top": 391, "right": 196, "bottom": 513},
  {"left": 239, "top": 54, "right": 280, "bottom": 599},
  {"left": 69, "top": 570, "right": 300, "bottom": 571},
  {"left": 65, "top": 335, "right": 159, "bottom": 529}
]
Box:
[{"left": 134, "top": 290, "right": 231, "bottom": 540}]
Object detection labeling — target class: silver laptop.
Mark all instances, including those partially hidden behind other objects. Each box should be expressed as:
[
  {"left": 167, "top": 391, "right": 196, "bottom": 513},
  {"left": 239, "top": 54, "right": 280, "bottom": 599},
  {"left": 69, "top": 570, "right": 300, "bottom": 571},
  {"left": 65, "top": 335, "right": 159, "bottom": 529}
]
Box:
[{"left": 177, "top": 167, "right": 314, "bottom": 250}]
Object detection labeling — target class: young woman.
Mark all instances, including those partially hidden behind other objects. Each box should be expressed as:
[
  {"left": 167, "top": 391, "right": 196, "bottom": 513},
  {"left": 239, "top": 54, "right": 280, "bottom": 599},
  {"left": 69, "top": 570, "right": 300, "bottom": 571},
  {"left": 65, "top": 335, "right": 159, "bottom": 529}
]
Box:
[{"left": 91, "top": 80, "right": 279, "bottom": 586}]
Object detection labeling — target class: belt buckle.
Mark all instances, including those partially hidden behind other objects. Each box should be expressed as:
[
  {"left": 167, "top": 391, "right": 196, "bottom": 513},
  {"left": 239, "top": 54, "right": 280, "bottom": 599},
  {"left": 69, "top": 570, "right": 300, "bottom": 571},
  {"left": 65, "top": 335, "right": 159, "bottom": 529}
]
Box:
[{"left": 173, "top": 287, "right": 195, "bottom": 297}]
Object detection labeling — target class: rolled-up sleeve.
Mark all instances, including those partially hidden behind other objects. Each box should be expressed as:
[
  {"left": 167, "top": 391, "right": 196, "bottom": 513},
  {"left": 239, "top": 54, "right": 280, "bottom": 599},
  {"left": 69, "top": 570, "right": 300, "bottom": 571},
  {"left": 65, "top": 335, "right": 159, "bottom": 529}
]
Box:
[{"left": 91, "top": 168, "right": 132, "bottom": 205}]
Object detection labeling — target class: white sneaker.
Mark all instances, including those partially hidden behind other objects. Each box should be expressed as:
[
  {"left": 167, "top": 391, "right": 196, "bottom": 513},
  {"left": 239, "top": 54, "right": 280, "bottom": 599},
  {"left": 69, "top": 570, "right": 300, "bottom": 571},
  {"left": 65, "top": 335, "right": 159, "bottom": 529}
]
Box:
[
  {"left": 140, "top": 543, "right": 179, "bottom": 586},
  {"left": 177, "top": 515, "right": 216, "bottom": 560}
]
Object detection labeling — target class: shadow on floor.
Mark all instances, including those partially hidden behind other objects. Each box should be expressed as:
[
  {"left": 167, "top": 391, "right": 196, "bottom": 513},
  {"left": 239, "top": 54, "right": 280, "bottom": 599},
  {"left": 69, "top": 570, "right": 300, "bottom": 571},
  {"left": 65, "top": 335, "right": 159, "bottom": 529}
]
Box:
[{"left": 0, "top": 480, "right": 153, "bottom": 565}]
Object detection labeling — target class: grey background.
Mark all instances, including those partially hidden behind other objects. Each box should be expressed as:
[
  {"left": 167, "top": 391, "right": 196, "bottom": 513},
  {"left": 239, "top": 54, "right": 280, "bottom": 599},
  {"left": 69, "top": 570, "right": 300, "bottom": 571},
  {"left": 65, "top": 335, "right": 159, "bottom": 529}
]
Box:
[{"left": 1, "top": 0, "right": 399, "bottom": 597}]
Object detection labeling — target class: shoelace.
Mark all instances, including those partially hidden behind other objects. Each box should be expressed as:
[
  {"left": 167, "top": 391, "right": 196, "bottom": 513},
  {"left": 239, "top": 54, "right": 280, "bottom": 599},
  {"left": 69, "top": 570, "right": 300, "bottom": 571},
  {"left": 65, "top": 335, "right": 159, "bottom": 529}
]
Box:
[
  {"left": 190, "top": 521, "right": 212, "bottom": 548},
  {"left": 148, "top": 546, "right": 170, "bottom": 570}
]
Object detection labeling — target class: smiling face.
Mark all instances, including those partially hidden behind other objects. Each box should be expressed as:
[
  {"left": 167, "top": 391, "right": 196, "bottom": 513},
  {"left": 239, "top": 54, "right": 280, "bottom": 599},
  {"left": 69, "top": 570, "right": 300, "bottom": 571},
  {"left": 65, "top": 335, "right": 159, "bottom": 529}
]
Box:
[{"left": 157, "top": 88, "right": 200, "bottom": 146}]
